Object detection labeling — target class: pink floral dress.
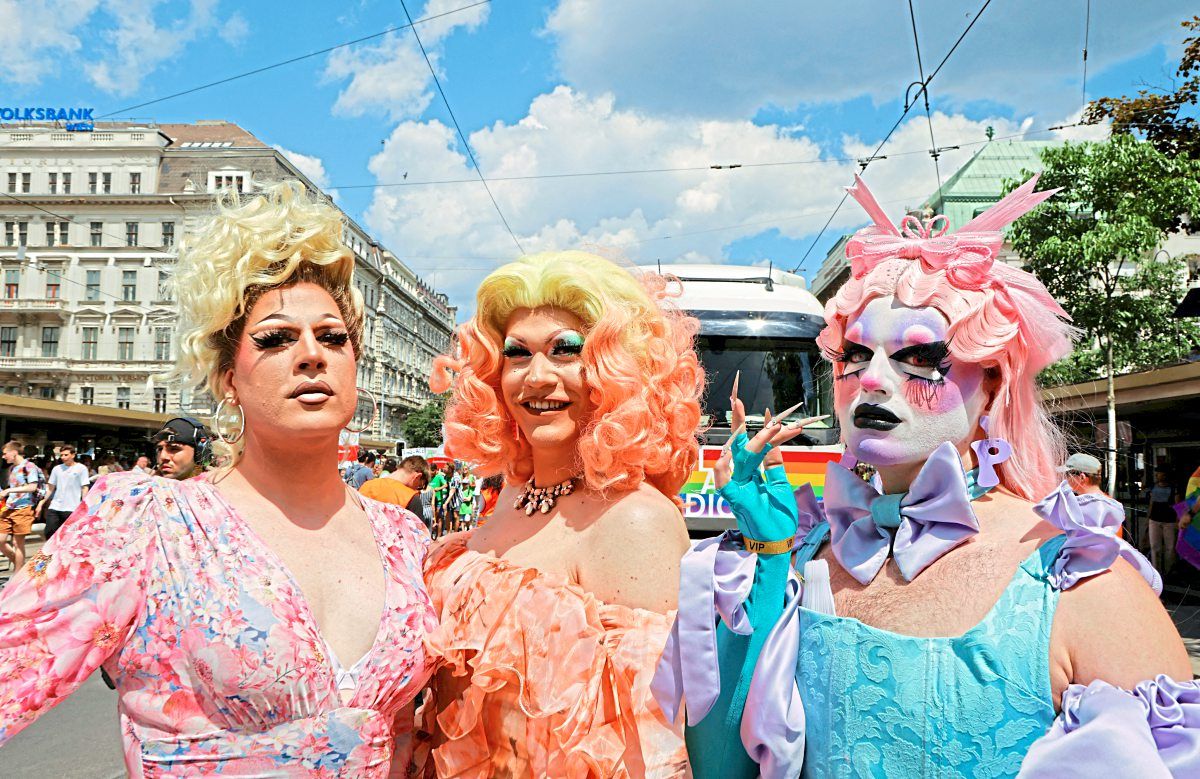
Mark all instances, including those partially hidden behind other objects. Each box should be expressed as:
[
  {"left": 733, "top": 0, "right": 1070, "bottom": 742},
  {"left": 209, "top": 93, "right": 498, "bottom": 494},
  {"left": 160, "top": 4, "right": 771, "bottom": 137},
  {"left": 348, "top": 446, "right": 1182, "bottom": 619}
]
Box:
[{"left": 0, "top": 473, "right": 437, "bottom": 777}]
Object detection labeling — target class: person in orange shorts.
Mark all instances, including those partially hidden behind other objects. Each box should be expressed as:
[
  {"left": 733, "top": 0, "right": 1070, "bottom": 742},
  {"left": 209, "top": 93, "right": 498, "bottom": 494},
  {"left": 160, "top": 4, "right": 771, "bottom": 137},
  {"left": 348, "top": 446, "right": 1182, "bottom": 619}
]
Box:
[{"left": 1, "top": 441, "right": 43, "bottom": 570}]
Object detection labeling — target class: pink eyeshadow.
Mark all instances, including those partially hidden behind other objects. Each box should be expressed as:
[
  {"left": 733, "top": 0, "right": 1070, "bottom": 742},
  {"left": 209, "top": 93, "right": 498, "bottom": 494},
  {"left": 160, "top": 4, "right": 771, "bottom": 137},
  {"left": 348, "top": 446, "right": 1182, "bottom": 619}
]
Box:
[{"left": 900, "top": 324, "right": 938, "bottom": 347}]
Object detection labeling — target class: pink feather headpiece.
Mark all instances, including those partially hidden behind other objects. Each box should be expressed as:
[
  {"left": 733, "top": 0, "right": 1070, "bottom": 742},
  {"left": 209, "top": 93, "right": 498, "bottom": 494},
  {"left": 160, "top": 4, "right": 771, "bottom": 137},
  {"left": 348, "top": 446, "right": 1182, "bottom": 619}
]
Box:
[{"left": 844, "top": 174, "right": 1063, "bottom": 304}]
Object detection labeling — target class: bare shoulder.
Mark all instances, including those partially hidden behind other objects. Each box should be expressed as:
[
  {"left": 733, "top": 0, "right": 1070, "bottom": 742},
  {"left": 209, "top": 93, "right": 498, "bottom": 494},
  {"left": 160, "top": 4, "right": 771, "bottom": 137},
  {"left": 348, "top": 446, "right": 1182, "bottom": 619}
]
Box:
[
  {"left": 1054, "top": 557, "right": 1192, "bottom": 690},
  {"left": 575, "top": 484, "right": 689, "bottom": 612},
  {"left": 595, "top": 485, "right": 688, "bottom": 539}
]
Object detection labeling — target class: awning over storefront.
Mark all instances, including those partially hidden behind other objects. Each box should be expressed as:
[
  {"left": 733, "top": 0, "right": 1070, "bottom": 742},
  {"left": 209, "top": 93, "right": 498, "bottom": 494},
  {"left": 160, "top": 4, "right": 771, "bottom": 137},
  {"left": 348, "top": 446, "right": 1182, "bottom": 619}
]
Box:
[{"left": 0, "top": 394, "right": 175, "bottom": 430}]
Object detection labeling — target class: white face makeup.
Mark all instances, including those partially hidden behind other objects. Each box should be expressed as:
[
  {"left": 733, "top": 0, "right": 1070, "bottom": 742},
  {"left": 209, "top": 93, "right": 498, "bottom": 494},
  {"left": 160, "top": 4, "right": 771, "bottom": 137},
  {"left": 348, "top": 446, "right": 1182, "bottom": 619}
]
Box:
[{"left": 833, "top": 296, "right": 991, "bottom": 470}]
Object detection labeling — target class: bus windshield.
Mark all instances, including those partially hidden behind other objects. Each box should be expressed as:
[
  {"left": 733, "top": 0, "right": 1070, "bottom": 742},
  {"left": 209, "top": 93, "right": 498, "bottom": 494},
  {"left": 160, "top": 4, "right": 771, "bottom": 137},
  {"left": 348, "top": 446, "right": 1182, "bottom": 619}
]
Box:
[{"left": 696, "top": 334, "right": 832, "bottom": 431}]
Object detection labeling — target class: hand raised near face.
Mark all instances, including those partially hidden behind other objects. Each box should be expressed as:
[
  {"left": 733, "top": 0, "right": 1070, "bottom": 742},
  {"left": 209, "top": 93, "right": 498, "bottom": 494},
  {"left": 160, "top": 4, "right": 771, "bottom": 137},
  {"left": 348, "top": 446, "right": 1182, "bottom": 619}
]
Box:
[{"left": 715, "top": 371, "right": 828, "bottom": 546}]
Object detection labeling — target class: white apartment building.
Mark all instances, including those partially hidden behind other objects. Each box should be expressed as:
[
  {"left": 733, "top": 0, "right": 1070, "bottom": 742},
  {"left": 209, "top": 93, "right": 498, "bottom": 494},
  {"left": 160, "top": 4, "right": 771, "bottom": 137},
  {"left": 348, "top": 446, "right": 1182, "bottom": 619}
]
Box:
[{"left": 0, "top": 120, "right": 455, "bottom": 443}]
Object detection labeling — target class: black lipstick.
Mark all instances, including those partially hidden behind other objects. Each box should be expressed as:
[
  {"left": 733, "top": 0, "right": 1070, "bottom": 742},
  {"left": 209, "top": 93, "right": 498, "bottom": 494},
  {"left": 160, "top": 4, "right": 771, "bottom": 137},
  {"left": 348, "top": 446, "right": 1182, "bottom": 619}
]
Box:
[{"left": 853, "top": 403, "right": 901, "bottom": 431}]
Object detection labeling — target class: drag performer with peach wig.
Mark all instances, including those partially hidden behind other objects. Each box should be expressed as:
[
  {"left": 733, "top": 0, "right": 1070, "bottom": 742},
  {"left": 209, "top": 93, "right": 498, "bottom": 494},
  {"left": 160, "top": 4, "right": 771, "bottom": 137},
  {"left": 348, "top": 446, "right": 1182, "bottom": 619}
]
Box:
[
  {"left": 419, "top": 251, "right": 702, "bottom": 777},
  {"left": 0, "top": 182, "right": 437, "bottom": 776},
  {"left": 654, "top": 177, "right": 1199, "bottom": 778}
]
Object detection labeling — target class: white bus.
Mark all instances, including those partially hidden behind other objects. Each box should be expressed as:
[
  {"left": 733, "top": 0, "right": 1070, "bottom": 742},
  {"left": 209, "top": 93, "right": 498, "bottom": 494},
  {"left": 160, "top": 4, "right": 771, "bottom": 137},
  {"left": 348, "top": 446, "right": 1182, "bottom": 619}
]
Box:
[{"left": 640, "top": 263, "right": 842, "bottom": 534}]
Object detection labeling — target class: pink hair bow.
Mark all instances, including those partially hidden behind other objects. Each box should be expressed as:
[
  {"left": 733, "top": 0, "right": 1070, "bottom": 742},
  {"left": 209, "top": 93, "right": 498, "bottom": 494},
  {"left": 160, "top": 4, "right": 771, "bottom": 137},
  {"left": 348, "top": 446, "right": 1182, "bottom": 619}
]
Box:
[{"left": 844, "top": 173, "right": 1059, "bottom": 290}]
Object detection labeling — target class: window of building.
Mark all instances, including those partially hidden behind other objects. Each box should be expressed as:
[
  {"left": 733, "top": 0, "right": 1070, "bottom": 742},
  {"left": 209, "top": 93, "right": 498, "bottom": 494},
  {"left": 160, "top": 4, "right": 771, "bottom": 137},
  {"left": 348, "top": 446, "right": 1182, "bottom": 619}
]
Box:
[
  {"left": 85, "top": 269, "right": 101, "bottom": 301},
  {"left": 88, "top": 172, "right": 97, "bottom": 194},
  {"left": 157, "top": 269, "right": 173, "bottom": 301},
  {"left": 81, "top": 326, "right": 98, "bottom": 360},
  {"left": 154, "top": 387, "right": 167, "bottom": 413},
  {"left": 161, "top": 221, "right": 174, "bottom": 248},
  {"left": 46, "top": 220, "right": 68, "bottom": 247},
  {"left": 39, "top": 387, "right": 54, "bottom": 400},
  {"left": 118, "top": 327, "right": 135, "bottom": 360},
  {"left": 20, "top": 172, "right": 29, "bottom": 193},
  {"left": 6, "top": 172, "right": 14, "bottom": 193},
  {"left": 0, "top": 326, "right": 15, "bottom": 357},
  {"left": 41, "top": 326, "right": 59, "bottom": 357},
  {"left": 129, "top": 172, "right": 141, "bottom": 194},
  {"left": 122, "top": 270, "right": 137, "bottom": 301},
  {"left": 102, "top": 172, "right": 111, "bottom": 194},
  {"left": 208, "top": 171, "right": 249, "bottom": 193},
  {"left": 116, "top": 386, "right": 130, "bottom": 409},
  {"left": 154, "top": 327, "right": 171, "bottom": 361},
  {"left": 16, "top": 222, "right": 27, "bottom": 247},
  {"left": 56, "top": 221, "right": 69, "bottom": 246},
  {"left": 126, "top": 222, "right": 138, "bottom": 247},
  {"left": 49, "top": 172, "right": 57, "bottom": 194},
  {"left": 90, "top": 221, "right": 102, "bottom": 247},
  {"left": 3, "top": 222, "right": 11, "bottom": 247},
  {"left": 80, "top": 386, "right": 94, "bottom": 405},
  {"left": 62, "top": 172, "right": 71, "bottom": 194},
  {"left": 45, "top": 267, "right": 60, "bottom": 299},
  {"left": 4, "top": 269, "right": 18, "bottom": 299}
]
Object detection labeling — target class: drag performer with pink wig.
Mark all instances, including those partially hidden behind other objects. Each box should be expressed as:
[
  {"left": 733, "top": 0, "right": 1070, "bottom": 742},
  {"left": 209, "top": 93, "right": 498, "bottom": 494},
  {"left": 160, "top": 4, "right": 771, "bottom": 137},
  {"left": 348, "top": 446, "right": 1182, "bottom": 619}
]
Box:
[
  {"left": 418, "top": 251, "right": 701, "bottom": 777},
  {"left": 654, "top": 177, "right": 1199, "bottom": 777}
]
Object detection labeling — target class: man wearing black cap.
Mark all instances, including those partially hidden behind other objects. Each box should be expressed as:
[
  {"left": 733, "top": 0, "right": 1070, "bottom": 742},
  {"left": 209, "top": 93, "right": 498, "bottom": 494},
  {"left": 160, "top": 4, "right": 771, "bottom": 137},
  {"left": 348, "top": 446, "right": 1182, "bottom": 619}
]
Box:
[{"left": 152, "top": 417, "right": 212, "bottom": 480}]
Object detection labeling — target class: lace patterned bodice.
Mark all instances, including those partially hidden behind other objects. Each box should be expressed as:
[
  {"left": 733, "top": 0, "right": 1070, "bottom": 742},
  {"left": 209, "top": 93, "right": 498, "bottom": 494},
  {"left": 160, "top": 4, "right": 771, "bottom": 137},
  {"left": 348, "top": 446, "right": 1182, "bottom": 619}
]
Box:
[{"left": 796, "top": 531, "right": 1066, "bottom": 778}]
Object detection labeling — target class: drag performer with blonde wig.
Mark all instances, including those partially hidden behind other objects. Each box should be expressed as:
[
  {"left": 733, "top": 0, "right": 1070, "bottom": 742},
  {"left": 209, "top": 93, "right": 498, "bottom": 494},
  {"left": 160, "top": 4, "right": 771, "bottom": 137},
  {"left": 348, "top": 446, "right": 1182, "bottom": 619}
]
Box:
[
  {"left": 655, "top": 177, "right": 1199, "bottom": 777},
  {"left": 0, "top": 181, "right": 437, "bottom": 775},
  {"left": 420, "top": 250, "right": 701, "bottom": 777}
]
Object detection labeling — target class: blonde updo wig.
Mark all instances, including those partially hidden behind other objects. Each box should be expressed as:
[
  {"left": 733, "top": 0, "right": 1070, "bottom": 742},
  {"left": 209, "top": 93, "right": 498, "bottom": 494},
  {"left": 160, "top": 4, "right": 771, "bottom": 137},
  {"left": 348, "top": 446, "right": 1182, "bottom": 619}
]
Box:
[{"left": 172, "top": 180, "right": 364, "bottom": 402}]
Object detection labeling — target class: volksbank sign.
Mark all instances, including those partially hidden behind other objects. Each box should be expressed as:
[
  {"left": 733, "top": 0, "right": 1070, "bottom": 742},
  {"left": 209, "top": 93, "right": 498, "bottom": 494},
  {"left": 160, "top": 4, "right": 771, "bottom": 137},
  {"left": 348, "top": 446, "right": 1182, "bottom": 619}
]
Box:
[
  {"left": 0, "top": 107, "right": 94, "bottom": 121},
  {"left": 0, "top": 107, "right": 95, "bottom": 131}
]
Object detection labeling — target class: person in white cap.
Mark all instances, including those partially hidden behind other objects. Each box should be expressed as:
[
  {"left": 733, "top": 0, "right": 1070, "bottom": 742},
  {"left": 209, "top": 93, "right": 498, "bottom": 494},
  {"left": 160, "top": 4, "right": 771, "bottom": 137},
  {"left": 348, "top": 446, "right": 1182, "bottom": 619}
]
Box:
[{"left": 1060, "top": 451, "right": 1128, "bottom": 535}]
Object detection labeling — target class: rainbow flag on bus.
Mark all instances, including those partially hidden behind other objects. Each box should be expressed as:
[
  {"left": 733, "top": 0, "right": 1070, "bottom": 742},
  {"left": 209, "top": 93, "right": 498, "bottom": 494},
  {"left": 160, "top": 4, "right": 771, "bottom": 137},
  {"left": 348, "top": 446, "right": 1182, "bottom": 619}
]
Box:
[
  {"left": 678, "top": 445, "right": 842, "bottom": 520},
  {"left": 1177, "top": 466, "right": 1200, "bottom": 570}
]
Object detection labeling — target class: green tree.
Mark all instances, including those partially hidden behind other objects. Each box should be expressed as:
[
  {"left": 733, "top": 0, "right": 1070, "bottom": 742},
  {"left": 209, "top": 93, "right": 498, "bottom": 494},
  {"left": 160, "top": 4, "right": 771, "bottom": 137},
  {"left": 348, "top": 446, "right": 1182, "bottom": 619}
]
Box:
[
  {"left": 402, "top": 394, "right": 449, "bottom": 448},
  {"left": 1008, "top": 134, "right": 1200, "bottom": 491},
  {"left": 1085, "top": 16, "right": 1199, "bottom": 159}
]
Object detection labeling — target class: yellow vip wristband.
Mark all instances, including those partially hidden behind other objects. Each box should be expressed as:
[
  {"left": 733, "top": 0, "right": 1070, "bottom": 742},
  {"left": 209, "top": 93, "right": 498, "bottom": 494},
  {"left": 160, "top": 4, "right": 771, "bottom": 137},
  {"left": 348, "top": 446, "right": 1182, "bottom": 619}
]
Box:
[{"left": 740, "top": 534, "right": 794, "bottom": 555}]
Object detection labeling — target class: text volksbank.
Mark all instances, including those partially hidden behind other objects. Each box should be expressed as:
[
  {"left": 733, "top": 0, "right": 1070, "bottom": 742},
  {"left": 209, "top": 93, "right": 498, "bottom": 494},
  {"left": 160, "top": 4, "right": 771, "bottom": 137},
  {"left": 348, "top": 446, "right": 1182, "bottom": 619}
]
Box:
[{"left": 0, "top": 107, "right": 94, "bottom": 122}]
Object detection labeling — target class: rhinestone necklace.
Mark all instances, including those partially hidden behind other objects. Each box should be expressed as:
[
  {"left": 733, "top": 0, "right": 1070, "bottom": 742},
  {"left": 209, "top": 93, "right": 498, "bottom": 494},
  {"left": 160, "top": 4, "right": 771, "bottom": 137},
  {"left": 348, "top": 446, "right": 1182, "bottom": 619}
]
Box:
[{"left": 514, "top": 477, "right": 579, "bottom": 515}]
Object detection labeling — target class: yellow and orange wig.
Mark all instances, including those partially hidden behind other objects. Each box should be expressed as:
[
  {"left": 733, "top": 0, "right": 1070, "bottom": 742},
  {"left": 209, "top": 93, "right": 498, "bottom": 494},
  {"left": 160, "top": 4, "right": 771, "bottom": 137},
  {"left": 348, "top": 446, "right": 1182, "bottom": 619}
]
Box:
[{"left": 431, "top": 251, "right": 704, "bottom": 499}]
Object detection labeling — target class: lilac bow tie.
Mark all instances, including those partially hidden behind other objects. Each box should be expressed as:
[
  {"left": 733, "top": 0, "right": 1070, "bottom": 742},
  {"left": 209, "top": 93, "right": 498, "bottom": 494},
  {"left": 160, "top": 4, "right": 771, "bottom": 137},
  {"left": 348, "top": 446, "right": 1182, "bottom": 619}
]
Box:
[{"left": 826, "top": 442, "right": 981, "bottom": 584}]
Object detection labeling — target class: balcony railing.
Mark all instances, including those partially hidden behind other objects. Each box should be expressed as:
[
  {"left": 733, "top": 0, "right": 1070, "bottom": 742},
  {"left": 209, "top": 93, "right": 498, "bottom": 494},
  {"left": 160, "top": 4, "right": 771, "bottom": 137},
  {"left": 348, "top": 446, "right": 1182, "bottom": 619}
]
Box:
[{"left": 0, "top": 298, "right": 64, "bottom": 311}]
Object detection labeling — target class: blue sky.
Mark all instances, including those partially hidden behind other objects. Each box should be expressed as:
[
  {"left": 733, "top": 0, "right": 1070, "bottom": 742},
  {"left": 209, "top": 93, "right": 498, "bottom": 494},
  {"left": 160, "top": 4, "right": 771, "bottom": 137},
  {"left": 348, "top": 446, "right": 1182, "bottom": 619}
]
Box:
[{"left": 0, "top": 0, "right": 1193, "bottom": 314}]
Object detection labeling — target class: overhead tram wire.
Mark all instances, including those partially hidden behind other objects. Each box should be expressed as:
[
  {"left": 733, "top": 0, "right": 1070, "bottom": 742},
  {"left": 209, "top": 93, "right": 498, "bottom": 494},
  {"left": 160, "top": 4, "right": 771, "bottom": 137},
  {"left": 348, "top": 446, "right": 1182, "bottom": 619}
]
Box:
[
  {"left": 1082, "top": 0, "right": 1092, "bottom": 113},
  {"left": 790, "top": 0, "right": 993, "bottom": 273},
  {"left": 398, "top": 0, "right": 525, "bottom": 255},
  {"left": 96, "top": 0, "right": 493, "bottom": 119},
  {"left": 907, "top": 0, "right": 942, "bottom": 193}
]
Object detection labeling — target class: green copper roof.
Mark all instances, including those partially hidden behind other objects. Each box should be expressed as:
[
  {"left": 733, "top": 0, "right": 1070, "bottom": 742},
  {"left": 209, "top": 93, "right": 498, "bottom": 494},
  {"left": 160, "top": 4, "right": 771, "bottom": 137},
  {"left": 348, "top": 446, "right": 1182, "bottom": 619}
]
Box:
[{"left": 925, "top": 140, "right": 1057, "bottom": 229}]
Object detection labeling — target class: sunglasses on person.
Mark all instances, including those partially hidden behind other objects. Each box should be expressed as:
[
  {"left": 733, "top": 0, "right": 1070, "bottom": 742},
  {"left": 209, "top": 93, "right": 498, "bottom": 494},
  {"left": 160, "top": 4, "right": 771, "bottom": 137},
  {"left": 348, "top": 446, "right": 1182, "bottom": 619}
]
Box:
[{"left": 1066, "top": 470, "right": 1094, "bottom": 478}]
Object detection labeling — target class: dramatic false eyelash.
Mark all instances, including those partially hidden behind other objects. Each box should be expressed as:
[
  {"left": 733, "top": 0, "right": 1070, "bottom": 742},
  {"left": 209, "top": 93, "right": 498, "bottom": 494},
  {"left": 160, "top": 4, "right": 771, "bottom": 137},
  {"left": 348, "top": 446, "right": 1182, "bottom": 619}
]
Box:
[
  {"left": 502, "top": 338, "right": 531, "bottom": 358},
  {"left": 249, "top": 329, "right": 350, "bottom": 350},
  {"left": 904, "top": 372, "right": 947, "bottom": 407},
  {"left": 890, "top": 341, "right": 952, "bottom": 373},
  {"left": 828, "top": 343, "right": 872, "bottom": 379},
  {"left": 550, "top": 332, "right": 585, "bottom": 356}
]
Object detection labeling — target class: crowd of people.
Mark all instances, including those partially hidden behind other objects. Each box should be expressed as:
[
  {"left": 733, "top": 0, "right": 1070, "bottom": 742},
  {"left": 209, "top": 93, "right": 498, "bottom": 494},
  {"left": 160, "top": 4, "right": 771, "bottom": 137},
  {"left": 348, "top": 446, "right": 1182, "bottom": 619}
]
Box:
[{"left": 0, "top": 178, "right": 1196, "bottom": 777}]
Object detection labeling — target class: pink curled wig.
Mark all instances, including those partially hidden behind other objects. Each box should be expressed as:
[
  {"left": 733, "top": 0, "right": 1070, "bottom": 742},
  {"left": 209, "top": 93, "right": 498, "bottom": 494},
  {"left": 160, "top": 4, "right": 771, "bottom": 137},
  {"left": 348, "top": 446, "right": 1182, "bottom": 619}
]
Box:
[
  {"left": 816, "top": 176, "right": 1076, "bottom": 500},
  {"left": 430, "top": 251, "right": 704, "bottom": 498}
]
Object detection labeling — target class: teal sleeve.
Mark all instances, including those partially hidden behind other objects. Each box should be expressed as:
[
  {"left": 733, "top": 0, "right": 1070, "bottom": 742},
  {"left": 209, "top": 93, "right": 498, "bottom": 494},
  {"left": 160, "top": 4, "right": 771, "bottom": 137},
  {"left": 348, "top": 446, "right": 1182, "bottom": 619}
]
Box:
[{"left": 685, "top": 551, "right": 791, "bottom": 778}]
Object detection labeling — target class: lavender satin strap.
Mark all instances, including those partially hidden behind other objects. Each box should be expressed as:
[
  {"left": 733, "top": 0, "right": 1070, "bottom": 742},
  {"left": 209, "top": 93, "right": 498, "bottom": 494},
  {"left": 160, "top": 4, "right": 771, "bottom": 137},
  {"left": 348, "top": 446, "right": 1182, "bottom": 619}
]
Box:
[
  {"left": 652, "top": 531, "right": 755, "bottom": 724},
  {"left": 1033, "top": 481, "right": 1161, "bottom": 594},
  {"left": 826, "top": 442, "right": 980, "bottom": 584},
  {"left": 740, "top": 572, "right": 806, "bottom": 779},
  {"left": 1019, "top": 675, "right": 1200, "bottom": 777}
]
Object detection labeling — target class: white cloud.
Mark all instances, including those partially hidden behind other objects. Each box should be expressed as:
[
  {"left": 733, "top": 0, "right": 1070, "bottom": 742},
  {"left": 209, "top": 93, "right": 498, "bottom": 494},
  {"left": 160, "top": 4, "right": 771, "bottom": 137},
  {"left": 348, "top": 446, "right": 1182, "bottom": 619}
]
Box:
[
  {"left": 219, "top": 11, "right": 248, "bottom": 46},
  {"left": 324, "top": 0, "right": 490, "bottom": 120},
  {"left": 273, "top": 145, "right": 336, "bottom": 201},
  {"left": 361, "top": 87, "right": 1028, "bottom": 308},
  {"left": 544, "top": 0, "right": 1185, "bottom": 119},
  {"left": 0, "top": 0, "right": 100, "bottom": 85},
  {"left": 0, "top": 0, "right": 244, "bottom": 95}
]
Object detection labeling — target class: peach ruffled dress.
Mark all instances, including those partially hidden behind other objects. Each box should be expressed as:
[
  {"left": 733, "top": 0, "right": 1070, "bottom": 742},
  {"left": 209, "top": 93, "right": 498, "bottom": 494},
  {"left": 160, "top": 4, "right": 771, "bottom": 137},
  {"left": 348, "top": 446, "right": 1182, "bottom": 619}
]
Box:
[{"left": 420, "top": 532, "right": 690, "bottom": 778}]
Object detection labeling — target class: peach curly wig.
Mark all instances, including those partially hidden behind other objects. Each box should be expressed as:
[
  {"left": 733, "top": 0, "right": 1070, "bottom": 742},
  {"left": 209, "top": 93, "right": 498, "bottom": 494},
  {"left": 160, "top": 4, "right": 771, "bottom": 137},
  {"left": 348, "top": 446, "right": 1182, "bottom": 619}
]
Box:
[{"left": 430, "top": 251, "right": 704, "bottom": 498}]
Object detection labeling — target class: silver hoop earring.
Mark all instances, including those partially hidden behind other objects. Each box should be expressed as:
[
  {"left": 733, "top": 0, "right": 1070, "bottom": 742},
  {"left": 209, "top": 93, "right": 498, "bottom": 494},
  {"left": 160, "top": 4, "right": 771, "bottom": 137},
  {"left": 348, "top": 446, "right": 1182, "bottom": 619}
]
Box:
[
  {"left": 214, "top": 397, "right": 245, "bottom": 444},
  {"left": 344, "top": 386, "right": 378, "bottom": 435}
]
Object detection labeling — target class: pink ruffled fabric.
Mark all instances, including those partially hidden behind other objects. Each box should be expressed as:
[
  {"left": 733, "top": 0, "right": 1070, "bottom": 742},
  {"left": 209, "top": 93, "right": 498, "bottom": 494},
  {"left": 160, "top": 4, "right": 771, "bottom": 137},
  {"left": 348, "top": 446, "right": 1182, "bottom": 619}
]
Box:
[
  {"left": 420, "top": 534, "right": 690, "bottom": 778},
  {"left": 1020, "top": 675, "right": 1200, "bottom": 777}
]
